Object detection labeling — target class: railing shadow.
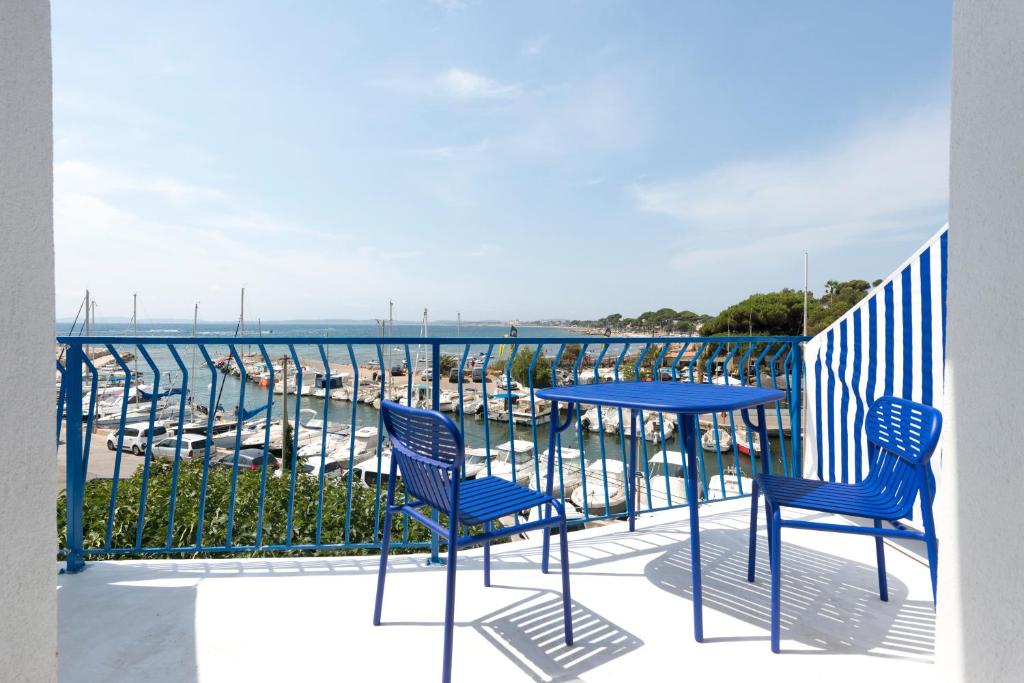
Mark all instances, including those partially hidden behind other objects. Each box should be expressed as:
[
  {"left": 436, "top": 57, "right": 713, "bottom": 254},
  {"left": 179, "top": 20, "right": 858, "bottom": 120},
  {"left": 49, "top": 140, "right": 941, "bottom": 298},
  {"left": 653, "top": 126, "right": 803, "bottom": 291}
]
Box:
[
  {"left": 384, "top": 586, "right": 643, "bottom": 683},
  {"left": 644, "top": 527, "right": 934, "bottom": 659}
]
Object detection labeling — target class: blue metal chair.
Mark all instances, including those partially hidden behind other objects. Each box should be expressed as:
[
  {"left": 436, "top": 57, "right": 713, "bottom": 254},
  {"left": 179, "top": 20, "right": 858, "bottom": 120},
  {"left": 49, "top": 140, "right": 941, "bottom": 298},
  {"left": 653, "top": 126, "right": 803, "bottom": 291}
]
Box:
[
  {"left": 373, "top": 400, "right": 574, "bottom": 683},
  {"left": 747, "top": 395, "right": 942, "bottom": 653}
]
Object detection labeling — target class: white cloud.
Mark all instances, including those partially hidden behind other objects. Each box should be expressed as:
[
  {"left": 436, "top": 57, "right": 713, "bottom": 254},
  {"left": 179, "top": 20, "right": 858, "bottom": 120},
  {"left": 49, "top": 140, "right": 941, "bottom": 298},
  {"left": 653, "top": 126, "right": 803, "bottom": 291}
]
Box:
[
  {"left": 52, "top": 160, "right": 430, "bottom": 320},
  {"left": 632, "top": 106, "right": 950, "bottom": 264},
  {"left": 435, "top": 68, "right": 521, "bottom": 100}
]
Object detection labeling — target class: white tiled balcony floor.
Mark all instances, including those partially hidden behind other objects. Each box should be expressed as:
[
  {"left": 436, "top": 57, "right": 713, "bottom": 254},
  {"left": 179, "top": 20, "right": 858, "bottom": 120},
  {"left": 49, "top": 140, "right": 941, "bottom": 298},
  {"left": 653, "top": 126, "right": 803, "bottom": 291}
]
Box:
[{"left": 57, "top": 498, "right": 935, "bottom": 682}]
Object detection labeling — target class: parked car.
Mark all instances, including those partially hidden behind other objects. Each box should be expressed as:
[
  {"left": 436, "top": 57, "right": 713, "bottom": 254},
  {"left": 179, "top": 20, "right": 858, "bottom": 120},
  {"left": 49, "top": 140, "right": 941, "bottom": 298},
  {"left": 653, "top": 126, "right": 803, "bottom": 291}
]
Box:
[
  {"left": 105, "top": 423, "right": 169, "bottom": 455},
  {"left": 448, "top": 367, "right": 461, "bottom": 383},
  {"left": 420, "top": 368, "right": 433, "bottom": 381},
  {"left": 298, "top": 455, "right": 345, "bottom": 480},
  {"left": 149, "top": 434, "right": 214, "bottom": 462},
  {"left": 210, "top": 448, "right": 279, "bottom": 471},
  {"left": 471, "top": 367, "right": 484, "bottom": 383},
  {"left": 390, "top": 364, "right": 406, "bottom": 377}
]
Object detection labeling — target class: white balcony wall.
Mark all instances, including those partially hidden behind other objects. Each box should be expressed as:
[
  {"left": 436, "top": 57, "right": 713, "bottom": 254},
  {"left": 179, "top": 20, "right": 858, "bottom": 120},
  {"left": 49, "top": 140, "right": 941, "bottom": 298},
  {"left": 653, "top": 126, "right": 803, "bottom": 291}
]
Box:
[
  {"left": 0, "top": 1, "right": 57, "bottom": 680},
  {"left": 941, "top": 1, "right": 1024, "bottom": 680}
]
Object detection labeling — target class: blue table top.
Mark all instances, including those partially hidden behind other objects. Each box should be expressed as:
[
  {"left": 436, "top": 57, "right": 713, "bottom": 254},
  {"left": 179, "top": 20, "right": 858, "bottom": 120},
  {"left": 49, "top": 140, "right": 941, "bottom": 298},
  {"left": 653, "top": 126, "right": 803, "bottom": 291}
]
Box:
[{"left": 536, "top": 381, "right": 784, "bottom": 414}]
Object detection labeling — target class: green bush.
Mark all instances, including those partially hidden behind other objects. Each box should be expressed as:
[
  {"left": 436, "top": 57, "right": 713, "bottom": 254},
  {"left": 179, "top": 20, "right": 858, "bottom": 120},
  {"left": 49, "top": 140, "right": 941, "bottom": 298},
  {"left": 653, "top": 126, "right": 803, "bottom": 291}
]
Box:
[{"left": 56, "top": 460, "right": 461, "bottom": 559}]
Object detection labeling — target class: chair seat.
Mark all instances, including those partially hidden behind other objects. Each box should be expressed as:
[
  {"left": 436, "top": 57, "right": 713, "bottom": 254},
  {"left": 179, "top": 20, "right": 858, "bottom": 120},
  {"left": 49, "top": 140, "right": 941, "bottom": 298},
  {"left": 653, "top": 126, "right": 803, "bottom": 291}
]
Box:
[
  {"left": 757, "top": 474, "right": 907, "bottom": 520},
  {"left": 456, "top": 476, "right": 554, "bottom": 525}
]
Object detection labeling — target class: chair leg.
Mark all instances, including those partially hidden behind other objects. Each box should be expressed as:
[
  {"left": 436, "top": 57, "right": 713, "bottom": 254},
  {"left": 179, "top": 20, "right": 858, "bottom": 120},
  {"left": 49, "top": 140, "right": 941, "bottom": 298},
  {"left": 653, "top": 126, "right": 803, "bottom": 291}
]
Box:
[
  {"left": 558, "top": 517, "right": 574, "bottom": 646},
  {"left": 541, "top": 502, "right": 553, "bottom": 574},
  {"left": 483, "top": 521, "right": 491, "bottom": 587},
  {"left": 770, "top": 507, "right": 782, "bottom": 654},
  {"left": 372, "top": 505, "right": 394, "bottom": 626},
  {"left": 874, "top": 519, "right": 888, "bottom": 602},
  {"left": 747, "top": 479, "right": 760, "bottom": 582},
  {"left": 765, "top": 501, "right": 775, "bottom": 566},
  {"left": 441, "top": 540, "right": 458, "bottom": 683}
]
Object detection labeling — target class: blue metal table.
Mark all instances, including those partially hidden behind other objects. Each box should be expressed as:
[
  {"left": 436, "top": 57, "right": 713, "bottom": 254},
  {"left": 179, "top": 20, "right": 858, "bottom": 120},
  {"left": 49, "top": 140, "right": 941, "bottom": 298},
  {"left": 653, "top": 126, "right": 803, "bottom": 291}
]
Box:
[{"left": 536, "top": 381, "right": 784, "bottom": 641}]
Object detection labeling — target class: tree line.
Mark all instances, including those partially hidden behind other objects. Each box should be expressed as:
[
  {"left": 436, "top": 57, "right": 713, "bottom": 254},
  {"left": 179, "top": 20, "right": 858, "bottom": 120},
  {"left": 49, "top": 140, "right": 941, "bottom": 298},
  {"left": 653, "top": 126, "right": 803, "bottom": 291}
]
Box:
[{"left": 572, "top": 278, "right": 880, "bottom": 337}]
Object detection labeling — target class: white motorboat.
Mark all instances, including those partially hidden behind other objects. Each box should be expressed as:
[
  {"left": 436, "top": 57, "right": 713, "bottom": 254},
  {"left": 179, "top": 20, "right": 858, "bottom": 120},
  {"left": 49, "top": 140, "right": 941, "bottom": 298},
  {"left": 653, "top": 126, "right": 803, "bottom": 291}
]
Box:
[
  {"left": 529, "top": 448, "right": 583, "bottom": 498},
  {"left": 491, "top": 439, "right": 536, "bottom": 486},
  {"left": 701, "top": 428, "right": 733, "bottom": 452},
  {"left": 463, "top": 447, "right": 492, "bottom": 478},
  {"left": 638, "top": 450, "right": 689, "bottom": 510},
  {"left": 570, "top": 459, "right": 628, "bottom": 516},
  {"left": 706, "top": 470, "right": 755, "bottom": 500}
]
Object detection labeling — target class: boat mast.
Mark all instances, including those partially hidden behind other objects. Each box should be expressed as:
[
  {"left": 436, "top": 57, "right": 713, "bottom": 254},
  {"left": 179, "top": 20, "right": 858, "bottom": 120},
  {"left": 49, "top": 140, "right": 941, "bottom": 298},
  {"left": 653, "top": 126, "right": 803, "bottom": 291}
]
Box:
[
  {"left": 190, "top": 302, "right": 198, "bottom": 419},
  {"left": 387, "top": 300, "right": 394, "bottom": 393},
  {"left": 457, "top": 311, "right": 462, "bottom": 337},
  {"left": 84, "top": 289, "right": 90, "bottom": 361},
  {"left": 132, "top": 292, "right": 138, "bottom": 379}
]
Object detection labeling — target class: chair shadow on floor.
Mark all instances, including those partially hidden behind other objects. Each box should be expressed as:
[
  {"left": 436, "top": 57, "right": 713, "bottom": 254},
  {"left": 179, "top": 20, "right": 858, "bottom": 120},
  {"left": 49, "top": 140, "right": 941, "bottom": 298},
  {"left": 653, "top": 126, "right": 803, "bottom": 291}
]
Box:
[
  {"left": 644, "top": 527, "right": 934, "bottom": 660},
  {"left": 384, "top": 585, "right": 643, "bottom": 683}
]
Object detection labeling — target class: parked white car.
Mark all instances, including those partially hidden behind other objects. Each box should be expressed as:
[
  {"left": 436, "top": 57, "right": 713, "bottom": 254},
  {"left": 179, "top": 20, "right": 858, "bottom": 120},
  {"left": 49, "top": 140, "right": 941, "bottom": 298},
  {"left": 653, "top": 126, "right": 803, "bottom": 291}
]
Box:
[
  {"left": 150, "top": 434, "right": 215, "bottom": 462},
  {"left": 105, "top": 423, "right": 169, "bottom": 455}
]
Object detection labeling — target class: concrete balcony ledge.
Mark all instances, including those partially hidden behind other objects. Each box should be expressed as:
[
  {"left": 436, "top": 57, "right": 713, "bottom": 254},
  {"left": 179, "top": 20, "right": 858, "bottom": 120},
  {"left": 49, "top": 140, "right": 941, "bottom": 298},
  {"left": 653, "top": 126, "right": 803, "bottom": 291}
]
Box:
[{"left": 57, "top": 498, "right": 935, "bottom": 682}]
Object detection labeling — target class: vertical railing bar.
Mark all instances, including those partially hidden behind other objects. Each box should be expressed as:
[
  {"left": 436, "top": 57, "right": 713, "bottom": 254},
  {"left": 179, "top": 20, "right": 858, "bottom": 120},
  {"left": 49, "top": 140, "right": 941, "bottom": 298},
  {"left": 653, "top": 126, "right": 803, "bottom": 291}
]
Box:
[
  {"left": 63, "top": 342, "right": 85, "bottom": 572},
  {"left": 428, "top": 342, "right": 443, "bottom": 563},
  {"left": 80, "top": 353, "right": 98, "bottom": 475},
  {"left": 456, "top": 344, "right": 470, "bottom": 474},
  {"left": 372, "top": 343, "right": 386, "bottom": 542},
  {"left": 504, "top": 342, "right": 519, "bottom": 487},
  {"left": 480, "top": 344, "right": 494, "bottom": 472},
  {"left": 254, "top": 343, "right": 275, "bottom": 548},
  {"left": 225, "top": 344, "right": 248, "bottom": 548},
  {"left": 164, "top": 344, "right": 189, "bottom": 549},
  {"left": 196, "top": 344, "right": 218, "bottom": 549},
  {"left": 595, "top": 343, "right": 614, "bottom": 515},
  {"left": 343, "top": 343, "right": 359, "bottom": 547},
  {"left": 570, "top": 344, "right": 589, "bottom": 520},
  {"left": 652, "top": 343, "right": 673, "bottom": 508},
  {"left": 632, "top": 343, "right": 653, "bottom": 510},
  {"left": 526, "top": 344, "right": 544, "bottom": 491},
  {"left": 550, "top": 344, "right": 568, "bottom": 509},
  {"left": 102, "top": 345, "right": 133, "bottom": 550},
  {"left": 55, "top": 358, "right": 67, "bottom": 445},
  {"left": 134, "top": 345, "right": 161, "bottom": 550},
  {"left": 285, "top": 344, "right": 304, "bottom": 547},
  {"left": 315, "top": 344, "right": 332, "bottom": 545}
]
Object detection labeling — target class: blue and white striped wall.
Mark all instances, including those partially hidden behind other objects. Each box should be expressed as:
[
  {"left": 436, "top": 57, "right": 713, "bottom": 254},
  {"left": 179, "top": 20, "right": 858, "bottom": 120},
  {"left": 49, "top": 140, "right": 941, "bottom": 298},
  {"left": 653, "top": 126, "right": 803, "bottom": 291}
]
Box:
[{"left": 804, "top": 224, "right": 948, "bottom": 493}]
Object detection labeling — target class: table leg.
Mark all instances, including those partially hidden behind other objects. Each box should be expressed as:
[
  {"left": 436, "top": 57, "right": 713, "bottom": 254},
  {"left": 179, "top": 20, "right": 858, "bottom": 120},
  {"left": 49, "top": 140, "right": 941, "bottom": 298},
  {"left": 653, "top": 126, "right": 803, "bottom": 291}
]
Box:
[
  {"left": 628, "top": 408, "right": 638, "bottom": 532},
  {"left": 685, "top": 413, "right": 704, "bottom": 641}
]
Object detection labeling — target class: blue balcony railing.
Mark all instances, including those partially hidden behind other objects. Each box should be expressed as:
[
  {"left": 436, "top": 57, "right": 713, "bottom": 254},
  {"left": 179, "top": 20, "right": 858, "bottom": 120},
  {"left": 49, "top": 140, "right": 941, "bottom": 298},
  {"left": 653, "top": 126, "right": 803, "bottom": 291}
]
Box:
[{"left": 56, "top": 335, "right": 806, "bottom": 572}]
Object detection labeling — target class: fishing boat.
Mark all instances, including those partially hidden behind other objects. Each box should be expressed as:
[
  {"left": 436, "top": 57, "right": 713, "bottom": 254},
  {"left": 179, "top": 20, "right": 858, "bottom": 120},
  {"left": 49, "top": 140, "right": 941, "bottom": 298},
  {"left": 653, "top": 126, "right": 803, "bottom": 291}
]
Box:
[
  {"left": 735, "top": 431, "right": 762, "bottom": 456},
  {"left": 510, "top": 397, "right": 552, "bottom": 425},
  {"left": 701, "top": 428, "right": 733, "bottom": 452}
]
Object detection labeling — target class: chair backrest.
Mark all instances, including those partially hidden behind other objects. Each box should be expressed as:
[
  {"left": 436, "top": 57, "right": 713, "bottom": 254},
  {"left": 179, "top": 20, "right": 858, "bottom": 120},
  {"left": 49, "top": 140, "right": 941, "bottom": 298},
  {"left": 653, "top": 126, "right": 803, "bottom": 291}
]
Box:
[
  {"left": 864, "top": 396, "right": 943, "bottom": 517},
  {"left": 380, "top": 400, "right": 464, "bottom": 514}
]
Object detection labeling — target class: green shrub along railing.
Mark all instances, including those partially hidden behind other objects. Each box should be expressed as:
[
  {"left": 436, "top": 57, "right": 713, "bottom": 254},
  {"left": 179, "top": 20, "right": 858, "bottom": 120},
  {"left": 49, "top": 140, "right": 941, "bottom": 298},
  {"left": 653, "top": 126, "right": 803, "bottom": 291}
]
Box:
[{"left": 57, "top": 461, "right": 444, "bottom": 560}]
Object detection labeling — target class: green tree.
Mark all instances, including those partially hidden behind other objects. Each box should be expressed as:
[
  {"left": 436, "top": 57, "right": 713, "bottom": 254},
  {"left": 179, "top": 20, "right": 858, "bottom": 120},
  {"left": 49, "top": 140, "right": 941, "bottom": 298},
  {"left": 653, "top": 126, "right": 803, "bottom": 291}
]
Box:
[
  {"left": 510, "top": 348, "right": 553, "bottom": 388},
  {"left": 439, "top": 354, "right": 457, "bottom": 375},
  {"left": 558, "top": 344, "right": 582, "bottom": 369}
]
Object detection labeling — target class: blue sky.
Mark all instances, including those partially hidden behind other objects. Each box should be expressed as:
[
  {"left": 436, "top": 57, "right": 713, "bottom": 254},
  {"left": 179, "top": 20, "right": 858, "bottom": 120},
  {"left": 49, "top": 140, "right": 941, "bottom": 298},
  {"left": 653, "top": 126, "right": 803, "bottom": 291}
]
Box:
[{"left": 53, "top": 1, "right": 952, "bottom": 322}]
